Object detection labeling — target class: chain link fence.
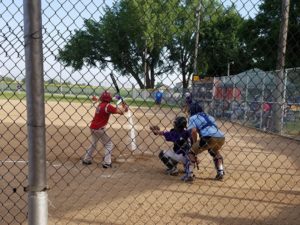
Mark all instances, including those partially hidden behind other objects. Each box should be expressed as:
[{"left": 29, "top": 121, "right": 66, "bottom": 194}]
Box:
[
  {"left": 1, "top": 0, "right": 300, "bottom": 225},
  {"left": 193, "top": 67, "right": 300, "bottom": 138}
]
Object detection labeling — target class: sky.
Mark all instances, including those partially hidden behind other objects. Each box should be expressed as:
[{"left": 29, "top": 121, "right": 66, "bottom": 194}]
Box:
[{"left": 0, "top": 0, "right": 261, "bottom": 89}]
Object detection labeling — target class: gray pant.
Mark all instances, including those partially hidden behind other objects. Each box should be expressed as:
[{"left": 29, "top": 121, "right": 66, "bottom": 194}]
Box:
[{"left": 84, "top": 128, "right": 113, "bottom": 164}]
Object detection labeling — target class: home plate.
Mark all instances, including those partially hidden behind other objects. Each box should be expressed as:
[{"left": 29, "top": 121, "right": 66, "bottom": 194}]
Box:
[{"left": 116, "top": 155, "right": 135, "bottom": 163}]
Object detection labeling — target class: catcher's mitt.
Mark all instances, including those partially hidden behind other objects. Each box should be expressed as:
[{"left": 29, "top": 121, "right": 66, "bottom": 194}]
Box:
[{"left": 150, "top": 125, "right": 160, "bottom": 135}]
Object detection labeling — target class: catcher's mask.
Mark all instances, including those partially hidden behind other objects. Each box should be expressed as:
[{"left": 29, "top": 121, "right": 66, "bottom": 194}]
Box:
[
  {"left": 100, "top": 91, "right": 112, "bottom": 103},
  {"left": 189, "top": 102, "right": 203, "bottom": 116},
  {"left": 174, "top": 116, "right": 187, "bottom": 130}
]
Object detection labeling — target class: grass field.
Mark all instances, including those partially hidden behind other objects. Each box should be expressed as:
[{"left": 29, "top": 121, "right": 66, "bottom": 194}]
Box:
[{"left": 0, "top": 91, "right": 178, "bottom": 108}]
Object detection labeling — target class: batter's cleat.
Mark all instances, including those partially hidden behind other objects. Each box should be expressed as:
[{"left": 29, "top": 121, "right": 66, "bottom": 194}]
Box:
[
  {"left": 215, "top": 173, "right": 224, "bottom": 181},
  {"left": 166, "top": 167, "right": 179, "bottom": 176},
  {"left": 181, "top": 174, "right": 194, "bottom": 182},
  {"left": 102, "top": 163, "right": 112, "bottom": 169},
  {"left": 82, "top": 160, "right": 92, "bottom": 165}
]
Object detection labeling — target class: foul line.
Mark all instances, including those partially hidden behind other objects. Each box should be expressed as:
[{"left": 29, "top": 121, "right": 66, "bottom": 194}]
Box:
[
  {"left": 0, "top": 160, "right": 28, "bottom": 164},
  {"left": 0, "top": 160, "right": 63, "bottom": 167}
]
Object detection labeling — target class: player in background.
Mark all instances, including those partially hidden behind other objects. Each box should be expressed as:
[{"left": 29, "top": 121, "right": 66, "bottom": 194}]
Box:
[
  {"left": 82, "top": 90, "right": 128, "bottom": 168},
  {"left": 154, "top": 89, "right": 163, "bottom": 108},
  {"left": 183, "top": 91, "right": 192, "bottom": 116},
  {"left": 150, "top": 116, "right": 196, "bottom": 182},
  {"left": 187, "top": 102, "right": 225, "bottom": 180}
]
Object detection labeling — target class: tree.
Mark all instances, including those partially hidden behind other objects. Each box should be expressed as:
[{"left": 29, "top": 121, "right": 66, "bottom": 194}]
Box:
[
  {"left": 57, "top": 0, "right": 249, "bottom": 89},
  {"left": 239, "top": 0, "right": 300, "bottom": 70},
  {"left": 166, "top": 0, "right": 246, "bottom": 88},
  {"left": 0, "top": 75, "right": 14, "bottom": 82},
  {"left": 46, "top": 78, "right": 59, "bottom": 84},
  {"left": 58, "top": 0, "right": 176, "bottom": 89},
  {"left": 200, "top": 5, "right": 245, "bottom": 76}
]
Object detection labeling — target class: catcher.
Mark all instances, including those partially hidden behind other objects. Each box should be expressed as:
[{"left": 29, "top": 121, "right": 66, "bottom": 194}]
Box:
[
  {"left": 82, "top": 90, "right": 128, "bottom": 168},
  {"left": 187, "top": 102, "right": 225, "bottom": 180},
  {"left": 150, "top": 116, "right": 197, "bottom": 182}
]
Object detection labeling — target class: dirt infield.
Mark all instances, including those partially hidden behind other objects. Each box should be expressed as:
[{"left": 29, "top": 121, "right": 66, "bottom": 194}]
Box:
[{"left": 1, "top": 100, "right": 300, "bottom": 225}]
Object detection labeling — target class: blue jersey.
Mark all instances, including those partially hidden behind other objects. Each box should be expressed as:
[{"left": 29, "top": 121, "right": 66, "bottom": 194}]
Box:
[
  {"left": 156, "top": 91, "right": 163, "bottom": 100},
  {"left": 188, "top": 113, "right": 224, "bottom": 138},
  {"left": 162, "top": 129, "right": 191, "bottom": 155}
]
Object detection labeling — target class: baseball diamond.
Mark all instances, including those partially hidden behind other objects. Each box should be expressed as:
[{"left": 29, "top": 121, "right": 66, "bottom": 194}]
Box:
[
  {"left": 1, "top": 0, "right": 300, "bottom": 224},
  {"left": 1, "top": 99, "right": 299, "bottom": 225}
]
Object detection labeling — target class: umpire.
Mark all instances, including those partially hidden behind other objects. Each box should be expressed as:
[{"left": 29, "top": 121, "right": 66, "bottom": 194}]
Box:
[{"left": 187, "top": 102, "right": 225, "bottom": 180}]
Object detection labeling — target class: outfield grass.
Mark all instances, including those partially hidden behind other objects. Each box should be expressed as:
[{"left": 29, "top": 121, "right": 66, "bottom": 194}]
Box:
[
  {"left": 0, "top": 91, "right": 178, "bottom": 108},
  {"left": 284, "top": 119, "right": 300, "bottom": 135}
]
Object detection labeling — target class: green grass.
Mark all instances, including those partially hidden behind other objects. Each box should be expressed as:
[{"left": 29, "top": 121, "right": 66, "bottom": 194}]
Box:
[
  {"left": 0, "top": 91, "right": 178, "bottom": 108},
  {"left": 284, "top": 119, "right": 300, "bottom": 135}
]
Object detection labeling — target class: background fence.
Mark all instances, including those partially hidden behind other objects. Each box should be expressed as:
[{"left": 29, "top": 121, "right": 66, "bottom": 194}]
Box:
[
  {"left": 1, "top": 0, "right": 300, "bottom": 225},
  {"left": 192, "top": 67, "right": 300, "bottom": 138}
]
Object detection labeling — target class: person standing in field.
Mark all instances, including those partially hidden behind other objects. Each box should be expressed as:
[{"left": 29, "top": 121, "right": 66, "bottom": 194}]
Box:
[
  {"left": 187, "top": 102, "right": 225, "bottom": 180},
  {"left": 82, "top": 90, "right": 128, "bottom": 168},
  {"left": 183, "top": 91, "right": 192, "bottom": 115},
  {"left": 154, "top": 89, "right": 163, "bottom": 108},
  {"left": 262, "top": 102, "right": 272, "bottom": 130}
]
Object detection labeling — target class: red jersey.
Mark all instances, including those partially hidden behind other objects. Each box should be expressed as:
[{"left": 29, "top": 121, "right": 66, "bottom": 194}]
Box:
[
  {"left": 263, "top": 103, "right": 271, "bottom": 112},
  {"left": 90, "top": 102, "right": 118, "bottom": 129}
]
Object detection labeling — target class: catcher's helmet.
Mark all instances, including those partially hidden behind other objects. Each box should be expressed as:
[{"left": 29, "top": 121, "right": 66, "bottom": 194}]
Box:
[
  {"left": 174, "top": 116, "right": 187, "bottom": 130},
  {"left": 100, "top": 91, "right": 112, "bottom": 102},
  {"left": 189, "top": 102, "right": 203, "bottom": 116}
]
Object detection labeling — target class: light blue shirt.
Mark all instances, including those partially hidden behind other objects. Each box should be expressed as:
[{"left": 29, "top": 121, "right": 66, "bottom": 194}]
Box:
[{"left": 188, "top": 113, "right": 224, "bottom": 138}]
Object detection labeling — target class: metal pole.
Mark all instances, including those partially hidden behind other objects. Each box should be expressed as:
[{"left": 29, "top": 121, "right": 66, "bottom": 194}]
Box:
[
  {"left": 212, "top": 77, "right": 216, "bottom": 116},
  {"left": 60, "top": 64, "right": 63, "bottom": 94},
  {"left": 144, "top": 39, "right": 147, "bottom": 89},
  {"left": 273, "top": 0, "right": 290, "bottom": 132},
  {"left": 23, "top": 1, "right": 48, "bottom": 225},
  {"left": 227, "top": 61, "right": 234, "bottom": 76},
  {"left": 227, "top": 63, "right": 230, "bottom": 76},
  {"left": 244, "top": 75, "right": 249, "bottom": 121},
  {"left": 191, "top": 1, "right": 201, "bottom": 102},
  {"left": 260, "top": 75, "right": 266, "bottom": 129},
  {"left": 280, "top": 69, "right": 288, "bottom": 134},
  {"left": 193, "top": 1, "right": 201, "bottom": 76}
]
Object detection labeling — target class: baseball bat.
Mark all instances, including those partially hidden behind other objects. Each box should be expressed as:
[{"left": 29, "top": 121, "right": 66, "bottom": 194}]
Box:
[
  {"left": 109, "top": 72, "right": 120, "bottom": 94},
  {"left": 109, "top": 72, "right": 123, "bottom": 105}
]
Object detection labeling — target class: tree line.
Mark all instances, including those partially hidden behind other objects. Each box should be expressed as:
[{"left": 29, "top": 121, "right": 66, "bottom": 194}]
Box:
[{"left": 57, "top": 0, "right": 300, "bottom": 89}]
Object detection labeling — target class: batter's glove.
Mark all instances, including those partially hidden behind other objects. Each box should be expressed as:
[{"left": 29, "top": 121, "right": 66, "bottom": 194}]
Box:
[
  {"left": 91, "top": 95, "right": 98, "bottom": 102},
  {"left": 121, "top": 102, "right": 129, "bottom": 112},
  {"left": 150, "top": 125, "right": 160, "bottom": 135}
]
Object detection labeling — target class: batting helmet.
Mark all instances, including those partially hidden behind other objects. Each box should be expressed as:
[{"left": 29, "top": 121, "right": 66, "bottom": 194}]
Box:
[
  {"left": 189, "top": 102, "right": 203, "bottom": 116},
  {"left": 174, "top": 116, "right": 187, "bottom": 130},
  {"left": 100, "top": 91, "right": 112, "bottom": 103},
  {"left": 185, "top": 92, "right": 191, "bottom": 97}
]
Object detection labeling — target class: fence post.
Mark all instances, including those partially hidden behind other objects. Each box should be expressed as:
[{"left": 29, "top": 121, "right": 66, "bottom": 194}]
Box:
[
  {"left": 280, "top": 69, "right": 288, "bottom": 134},
  {"left": 193, "top": 1, "right": 201, "bottom": 76},
  {"left": 273, "top": 0, "right": 290, "bottom": 132},
  {"left": 244, "top": 75, "right": 249, "bottom": 121},
  {"left": 259, "top": 74, "right": 266, "bottom": 129},
  {"left": 23, "top": 0, "right": 48, "bottom": 225}
]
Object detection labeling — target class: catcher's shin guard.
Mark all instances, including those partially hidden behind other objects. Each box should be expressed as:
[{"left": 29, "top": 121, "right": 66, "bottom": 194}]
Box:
[
  {"left": 213, "top": 155, "right": 224, "bottom": 176},
  {"left": 159, "top": 151, "right": 178, "bottom": 170}
]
